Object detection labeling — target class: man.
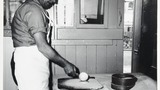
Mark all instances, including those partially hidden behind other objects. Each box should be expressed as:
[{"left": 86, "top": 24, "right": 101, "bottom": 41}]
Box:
[{"left": 11, "top": 0, "right": 80, "bottom": 90}]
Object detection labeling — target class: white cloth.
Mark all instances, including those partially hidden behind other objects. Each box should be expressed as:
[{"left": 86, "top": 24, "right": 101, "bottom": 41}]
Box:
[{"left": 14, "top": 45, "right": 49, "bottom": 90}]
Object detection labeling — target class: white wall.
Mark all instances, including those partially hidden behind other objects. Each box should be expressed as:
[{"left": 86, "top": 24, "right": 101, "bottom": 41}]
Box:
[{"left": 3, "top": 37, "right": 17, "bottom": 90}]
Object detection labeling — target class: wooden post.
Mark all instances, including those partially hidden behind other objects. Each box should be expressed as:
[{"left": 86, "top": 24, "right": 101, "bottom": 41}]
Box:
[{"left": 4, "top": 0, "right": 11, "bottom": 29}]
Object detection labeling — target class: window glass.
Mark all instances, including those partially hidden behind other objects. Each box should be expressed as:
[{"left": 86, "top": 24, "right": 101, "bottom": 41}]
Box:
[{"left": 80, "top": 0, "right": 104, "bottom": 24}]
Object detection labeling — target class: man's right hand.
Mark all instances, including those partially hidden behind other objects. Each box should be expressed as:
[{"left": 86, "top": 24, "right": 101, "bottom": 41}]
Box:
[{"left": 63, "top": 62, "right": 80, "bottom": 78}]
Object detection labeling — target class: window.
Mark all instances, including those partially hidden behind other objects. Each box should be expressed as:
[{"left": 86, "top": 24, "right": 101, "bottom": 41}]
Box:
[
  {"left": 55, "top": 0, "right": 108, "bottom": 28},
  {"left": 76, "top": 0, "right": 108, "bottom": 28},
  {"left": 80, "top": 0, "right": 104, "bottom": 24}
]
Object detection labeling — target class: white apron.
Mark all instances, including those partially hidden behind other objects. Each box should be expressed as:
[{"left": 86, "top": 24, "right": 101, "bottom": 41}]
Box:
[{"left": 14, "top": 45, "right": 49, "bottom": 90}]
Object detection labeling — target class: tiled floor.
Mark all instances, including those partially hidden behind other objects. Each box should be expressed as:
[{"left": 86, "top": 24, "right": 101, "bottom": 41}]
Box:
[{"left": 123, "top": 50, "right": 132, "bottom": 73}]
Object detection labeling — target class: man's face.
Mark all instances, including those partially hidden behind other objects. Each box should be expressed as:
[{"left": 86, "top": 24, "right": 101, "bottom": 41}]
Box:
[{"left": 38, "top": 0, "right": 55, "bottom": 9}]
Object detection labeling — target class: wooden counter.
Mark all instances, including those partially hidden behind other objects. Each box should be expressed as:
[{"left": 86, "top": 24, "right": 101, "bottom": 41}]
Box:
[{"left": 52, "top": 73, "right": 157, "bottom": 90}]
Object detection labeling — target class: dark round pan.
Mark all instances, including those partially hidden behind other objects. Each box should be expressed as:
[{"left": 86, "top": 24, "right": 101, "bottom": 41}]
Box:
[
  {"left": 111, "top": 83, "right": 135, "bottom": 90},
  {"left": 111, "top": 73, "right": 137, "bottom": 90}
]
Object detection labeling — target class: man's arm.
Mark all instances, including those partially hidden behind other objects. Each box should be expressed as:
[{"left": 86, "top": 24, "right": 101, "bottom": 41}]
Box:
[{"left": 33, "top": 32, "right": 79, "bottom": 78}]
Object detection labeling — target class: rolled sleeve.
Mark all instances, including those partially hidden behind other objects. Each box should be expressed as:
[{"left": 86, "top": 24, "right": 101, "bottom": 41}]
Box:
[{"left": 25, "top": 7, "right": 47, "bottom": 36}]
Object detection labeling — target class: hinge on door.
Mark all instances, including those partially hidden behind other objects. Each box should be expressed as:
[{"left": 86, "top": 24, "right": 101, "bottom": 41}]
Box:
[
  {"left": 134, "top": 49, "right": 139, "bottom": 55},
  {"left": 134, "top": 44, "right": 140, "bottom": 55}
]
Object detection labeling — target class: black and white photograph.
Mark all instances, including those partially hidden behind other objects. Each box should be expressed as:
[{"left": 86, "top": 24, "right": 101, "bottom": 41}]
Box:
[{"left": 2, "top": 0, "right": 158, "bottom": 90}]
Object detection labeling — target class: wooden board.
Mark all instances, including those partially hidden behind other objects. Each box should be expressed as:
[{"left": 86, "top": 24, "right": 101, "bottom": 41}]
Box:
[{"left": 58, "top": 78, "right": 103, "bottom": 90}]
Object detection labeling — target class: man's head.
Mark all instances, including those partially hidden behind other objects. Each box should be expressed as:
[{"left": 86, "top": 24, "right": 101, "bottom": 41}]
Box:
[{"left": 38, "top": 0, "right": 56, "bottom": 9}]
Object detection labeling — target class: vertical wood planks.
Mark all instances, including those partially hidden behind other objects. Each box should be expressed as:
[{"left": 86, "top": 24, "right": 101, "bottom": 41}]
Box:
[
  {"left": 53, "top": 42, "right": 123, "bottom": 74},
  {"left": 76, "top": 46, "right": 87, "bottom": 72},
  {"left": 108, "top": 0, "right": 118, "bottom": 28},
  {"left": 86, "top": 46, "right": 97, "bottom": 74},
  {"left": 116, "top": 40, "right": 123, "bottom": 73},
  {"left": 106, "top": 41, "right": 117, "bottom": 73},
  {"left": 96, "top": 46, "right": 107, "bottom": 73},
  {"left": 66, "top": 46, "right": 76, "bottom": 65},
  {"left": 54, "top": 43, "right": 123, "bottom": 75}
]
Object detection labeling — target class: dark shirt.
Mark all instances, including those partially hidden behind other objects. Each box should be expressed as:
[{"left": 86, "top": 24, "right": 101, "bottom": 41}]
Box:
[{"left": 11, "top": 0, "right": 49, "bottom": 47}]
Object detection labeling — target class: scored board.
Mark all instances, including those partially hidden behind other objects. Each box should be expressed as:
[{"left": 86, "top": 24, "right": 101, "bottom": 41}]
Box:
[{"left": 58, "top": 78, "right": 104, "bottom": 90}]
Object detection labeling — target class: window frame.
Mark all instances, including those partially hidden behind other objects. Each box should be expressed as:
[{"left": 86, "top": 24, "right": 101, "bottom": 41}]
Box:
[{"left": 75, "top": 0, "right": 109, "bottom": 29}]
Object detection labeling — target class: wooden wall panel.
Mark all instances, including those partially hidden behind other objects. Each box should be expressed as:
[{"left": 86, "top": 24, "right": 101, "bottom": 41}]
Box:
[
  {"left": 51, "top": 40, "right": 113, "bottom": 45},
  {"left": 86, "top": 46, "right": 97, "bottom": 74},
  {"left": 108, "top": 0, "right": 118, "bottom": 28},
  {"left": 57, "top": 29, "right": 123, "bottom": 40},
  {"left": 96, "top": 46, "right": 107, "bottom": 73},
  {"left": 106, "top": 41, "right": 117, "bottom": 73},
  {"left": 66, "top": 46, "right": 76, "bottom": 65},
  {"left": 116, "top": 40, "right": 123, "bottom": 72},
  {"left": 52, "top": 41, "right": 123, "bottom": 75},
  {"left": 76, "top": 46, "right": 87, "bottom": 72},
  {"left": 51, "top": 40, "right": 123, "bottom": 75}
]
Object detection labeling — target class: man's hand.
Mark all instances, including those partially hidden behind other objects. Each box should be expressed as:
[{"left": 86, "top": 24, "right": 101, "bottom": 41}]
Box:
[{"left": 63, "top": 62, "right": 80, "bottom": 78}]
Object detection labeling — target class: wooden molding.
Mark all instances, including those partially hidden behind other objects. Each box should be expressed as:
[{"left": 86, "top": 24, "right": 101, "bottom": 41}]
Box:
[
  {"left": 57, "top": 28, "right": 123, "bottom": 40},
  {"left": 51, "top": 40, "right": 113, "bottom": 46}
]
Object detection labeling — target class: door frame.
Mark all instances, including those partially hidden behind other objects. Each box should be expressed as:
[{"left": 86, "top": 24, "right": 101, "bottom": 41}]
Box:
[{"left": 132, "top": 0, "right": 143, "bottom": 72}]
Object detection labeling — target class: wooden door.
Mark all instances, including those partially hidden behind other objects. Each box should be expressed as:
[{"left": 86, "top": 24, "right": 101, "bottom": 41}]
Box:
[
  {"left": 132, "top": 0, "right": 142, "bottom": 72},
  {"left": 50, "top": 0, "right": 124, "bottom": 75},
  {"left": 132, "top": 0, "right": 157, "bottom": 80}
]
